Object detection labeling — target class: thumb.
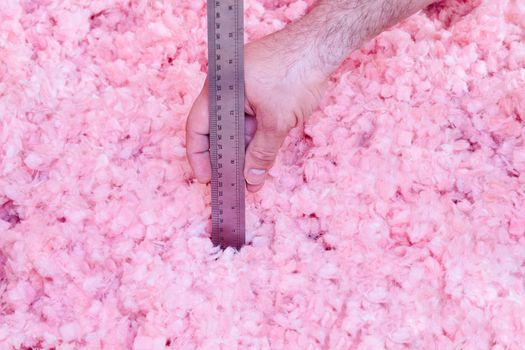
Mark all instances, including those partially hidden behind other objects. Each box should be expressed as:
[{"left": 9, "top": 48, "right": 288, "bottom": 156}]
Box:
[{"left": 244, "top": 119, "right": 288, "bottom": 192}]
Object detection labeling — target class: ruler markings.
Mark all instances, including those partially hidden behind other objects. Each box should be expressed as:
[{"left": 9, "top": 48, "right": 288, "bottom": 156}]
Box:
[{"left": 207, "top": 0, "right": 245, "bottom": 250}]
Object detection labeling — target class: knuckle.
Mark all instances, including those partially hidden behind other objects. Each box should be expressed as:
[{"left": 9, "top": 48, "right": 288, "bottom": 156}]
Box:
[
  {"left": 249, "top": 147, "right": 276, "bottom": 166},
  {"left": 275, "top": 126, "right": 290, "bottom": 137},
  {"left": 293, "top": 114, "right": 304, "bottom": 129},
  {"left": 260, "top": 118, "right": 290, "bottom": 136}
]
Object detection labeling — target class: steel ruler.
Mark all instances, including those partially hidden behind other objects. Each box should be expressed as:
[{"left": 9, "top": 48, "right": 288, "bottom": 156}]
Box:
[{"left": 207, "top": 0, "right": 245, "bottom": 250}]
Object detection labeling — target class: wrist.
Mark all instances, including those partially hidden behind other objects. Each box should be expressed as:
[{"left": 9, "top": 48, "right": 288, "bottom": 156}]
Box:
[
  {"left": 289, "top": 2, "right": 363, "bottom": 76},
  {"left": 285, "top": 0, "right": 437, "bottom": 77},
  {"left": 250, "top": 27, "right": 328, "bottom": 92}
]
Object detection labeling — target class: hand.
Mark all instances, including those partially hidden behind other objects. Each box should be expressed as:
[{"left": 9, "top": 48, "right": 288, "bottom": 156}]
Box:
[
  {"left": 186, "top": 30, "right": 327, "bottom": 192},
  {"left": 186, "top": 0, "right": 436, "bottom": 192}
]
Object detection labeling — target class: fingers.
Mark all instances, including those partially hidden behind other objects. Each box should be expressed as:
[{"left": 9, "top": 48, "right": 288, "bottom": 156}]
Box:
[
  {"left": 187, "top": 80, "right": 290, "bottom": 192},
  {"left": 245, "top": 114, "right": 257, "bottom": 146},
  {"left": 186, "top": 80, "right": 211, "bottom": 183},
  {"left": 244, "top": 118, "right": 289, "bottom": 192}
]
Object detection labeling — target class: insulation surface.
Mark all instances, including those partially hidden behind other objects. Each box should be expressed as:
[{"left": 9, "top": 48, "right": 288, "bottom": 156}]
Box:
[{"left": 0, "top": 0, "right": 524, "bottom": 349}]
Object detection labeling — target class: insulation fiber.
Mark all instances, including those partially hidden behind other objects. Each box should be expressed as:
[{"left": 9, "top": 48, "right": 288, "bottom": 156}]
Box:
[{"left": 0, "top": 0, "right": 524, "bottom": 349}]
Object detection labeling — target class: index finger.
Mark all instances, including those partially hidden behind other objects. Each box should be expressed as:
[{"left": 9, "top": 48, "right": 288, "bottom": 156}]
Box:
[{"left": 186, "top": 80, "right": 211, "bottom": 183}]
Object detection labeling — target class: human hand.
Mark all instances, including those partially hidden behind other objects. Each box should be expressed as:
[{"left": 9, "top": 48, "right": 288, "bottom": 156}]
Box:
[
  {"left": 186, "top": 30, "right": 327, "bottom": 192},
  {"left": 186, "top": 0, "right": 437, "bottom": 192}
]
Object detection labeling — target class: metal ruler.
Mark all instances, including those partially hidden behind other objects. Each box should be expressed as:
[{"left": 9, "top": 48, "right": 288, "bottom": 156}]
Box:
[{"left": 207, "top": 0, "right": 245, "bottom": 250}]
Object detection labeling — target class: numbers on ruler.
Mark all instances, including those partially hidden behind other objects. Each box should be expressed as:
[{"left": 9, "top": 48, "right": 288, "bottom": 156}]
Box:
[
  {"left": 216, "top": 2, "right": 234, "bottom": 9},
  {"left": 212, "top": 0, "right": 244, "bottom": 247}
]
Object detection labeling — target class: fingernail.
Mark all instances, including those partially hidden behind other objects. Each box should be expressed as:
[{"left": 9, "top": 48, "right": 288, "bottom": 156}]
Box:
[{"left": 246, "top": 168, "right": 266, "bottom": 185}]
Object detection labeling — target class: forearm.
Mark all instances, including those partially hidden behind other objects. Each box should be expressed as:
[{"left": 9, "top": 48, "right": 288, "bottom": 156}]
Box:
[{"left": 272, "top": 0, "right": 437, "bottom": 78}]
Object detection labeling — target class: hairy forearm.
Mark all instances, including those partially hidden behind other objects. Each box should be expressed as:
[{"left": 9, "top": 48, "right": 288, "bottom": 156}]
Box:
[{"left": 274, "top": 0, "right": 437, "bottom": 77}]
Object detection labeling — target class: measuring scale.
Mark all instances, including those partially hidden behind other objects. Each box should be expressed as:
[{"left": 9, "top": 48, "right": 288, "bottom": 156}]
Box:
[{"left": 207, "top": 0, "right": 245, "bottom": 250}]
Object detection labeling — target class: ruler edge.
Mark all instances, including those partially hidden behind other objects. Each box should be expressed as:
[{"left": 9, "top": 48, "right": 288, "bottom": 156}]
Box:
[{"left": 236, "top": 0, "right": 246, "bottom": 249}]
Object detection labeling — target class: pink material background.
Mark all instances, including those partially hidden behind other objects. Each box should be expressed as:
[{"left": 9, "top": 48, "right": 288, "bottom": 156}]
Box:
[{"left": 1, "top": 0, "right": 524, "bottom": 349}]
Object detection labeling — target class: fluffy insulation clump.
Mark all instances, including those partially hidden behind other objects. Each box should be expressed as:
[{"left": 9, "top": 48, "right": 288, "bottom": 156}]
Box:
[{"left": 1, "top": 0, "right": 525, "bottom": 349}]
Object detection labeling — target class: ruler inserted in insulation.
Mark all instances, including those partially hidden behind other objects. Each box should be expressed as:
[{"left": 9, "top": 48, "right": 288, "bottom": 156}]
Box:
[{"left": 207, "top": 0, "right": 245, "bottom": 250}]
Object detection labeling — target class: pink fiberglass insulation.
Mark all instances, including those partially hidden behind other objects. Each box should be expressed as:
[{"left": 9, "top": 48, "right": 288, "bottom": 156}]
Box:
[{"left": 0, "top": 0, "right": 525, "bottom": 349}]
